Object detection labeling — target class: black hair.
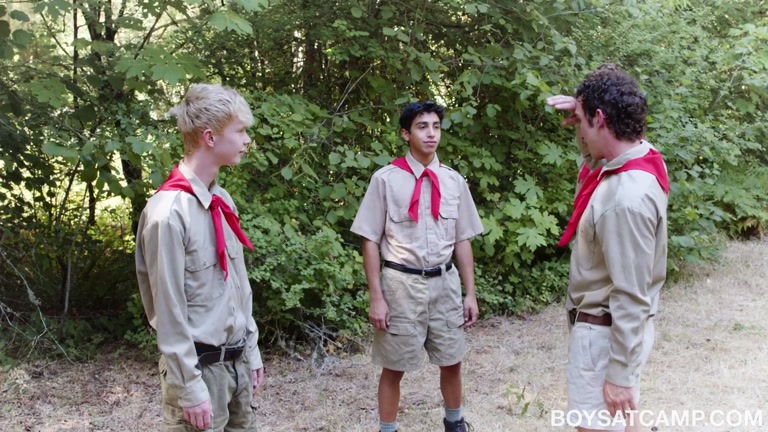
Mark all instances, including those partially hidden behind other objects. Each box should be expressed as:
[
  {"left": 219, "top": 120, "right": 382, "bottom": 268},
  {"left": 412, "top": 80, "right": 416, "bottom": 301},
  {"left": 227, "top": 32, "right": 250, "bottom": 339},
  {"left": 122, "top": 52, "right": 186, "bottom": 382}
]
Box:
[{"left": 399, "top": 100, "right": 445, "bottom": 131}]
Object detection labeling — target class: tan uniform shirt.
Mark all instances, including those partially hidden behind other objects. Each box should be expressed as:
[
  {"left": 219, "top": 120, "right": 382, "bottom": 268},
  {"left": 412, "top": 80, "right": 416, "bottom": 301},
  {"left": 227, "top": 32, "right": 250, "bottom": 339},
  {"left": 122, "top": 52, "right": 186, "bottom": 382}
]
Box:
[
  {"left": 567, "top": 140, "right": 668, "bottom": 388},
  {"left": 351, "top": 152, "right": 484, "bottom": 266},
  {"left": 135, "top": 162, "right": 263, "bottom": 408}
]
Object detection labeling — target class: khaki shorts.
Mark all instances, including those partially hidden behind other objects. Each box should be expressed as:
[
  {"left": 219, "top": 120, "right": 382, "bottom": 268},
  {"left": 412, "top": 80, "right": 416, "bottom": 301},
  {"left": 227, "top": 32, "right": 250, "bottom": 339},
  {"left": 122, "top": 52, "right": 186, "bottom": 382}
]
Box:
[
  {"left": 160, "top": 355, "right": 257, "bottom": 432},
  {"left": 371, "top": 265, "right": 466, "bottom": 372},
  {"left": 566, "top": 320, "right": 654, "bottom": 430}
]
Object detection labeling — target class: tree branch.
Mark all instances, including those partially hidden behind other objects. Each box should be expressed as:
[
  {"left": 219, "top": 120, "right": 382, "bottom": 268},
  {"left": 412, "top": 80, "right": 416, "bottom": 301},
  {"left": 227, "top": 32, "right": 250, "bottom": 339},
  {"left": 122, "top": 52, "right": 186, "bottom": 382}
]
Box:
[
  {"left": 40, "top": 14, "right": 71, "bottom": 58},
  {"left": 134, "top": 0, "right": 169, "bottom": 59}
]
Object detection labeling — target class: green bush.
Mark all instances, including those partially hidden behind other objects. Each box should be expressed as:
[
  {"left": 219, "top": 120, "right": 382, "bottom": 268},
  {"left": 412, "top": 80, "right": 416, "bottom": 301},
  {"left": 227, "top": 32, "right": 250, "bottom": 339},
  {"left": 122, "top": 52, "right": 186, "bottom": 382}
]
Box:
[{"left": 1, "top": 0, "right": 767, "bottom": 359}]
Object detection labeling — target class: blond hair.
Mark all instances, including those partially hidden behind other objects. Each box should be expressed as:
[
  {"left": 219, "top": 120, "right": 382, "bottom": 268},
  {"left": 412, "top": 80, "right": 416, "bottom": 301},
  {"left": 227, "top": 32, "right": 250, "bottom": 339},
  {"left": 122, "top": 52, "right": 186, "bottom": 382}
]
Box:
[{"left": 167, "top": 84, "right": 254, "bottom": 154}]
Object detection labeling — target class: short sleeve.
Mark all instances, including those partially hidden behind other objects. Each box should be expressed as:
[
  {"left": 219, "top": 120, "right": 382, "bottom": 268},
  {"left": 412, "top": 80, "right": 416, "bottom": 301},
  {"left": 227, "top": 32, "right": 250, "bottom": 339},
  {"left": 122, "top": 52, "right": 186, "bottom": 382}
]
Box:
[
  {"left": 351, "top": 172, "right": 387, "bottom": 243},
  {"left": 455, "top": 178, "right": 484, "bottom": 241}
]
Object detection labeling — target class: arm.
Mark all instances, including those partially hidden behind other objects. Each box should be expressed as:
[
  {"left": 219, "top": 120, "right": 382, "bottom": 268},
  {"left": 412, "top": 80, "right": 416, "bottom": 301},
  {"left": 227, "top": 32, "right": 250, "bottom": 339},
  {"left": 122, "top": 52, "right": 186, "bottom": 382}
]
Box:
[
  {"left": 453, "top": 177, "right": 484, "bottom": 327},
  {"left": 596, "top": 205, "right": 657, "bottom": 414},
  {"left": 141, "top": 218, "right": 212, "bottom": 428},
  {"left": 363, "top": 238, "right": 389, "bottom": 330},
  {"left": 351, "top": 172, "right": 388, "bottom": 330},
  {"left": 453, "top": 239, "right": 478, "bottom": 326},
  {"left": 246, "top": 312, "right": 264, "bottom": 396},
  {"left": 226, "top": 196, "right": 264, "bottom": 396}
]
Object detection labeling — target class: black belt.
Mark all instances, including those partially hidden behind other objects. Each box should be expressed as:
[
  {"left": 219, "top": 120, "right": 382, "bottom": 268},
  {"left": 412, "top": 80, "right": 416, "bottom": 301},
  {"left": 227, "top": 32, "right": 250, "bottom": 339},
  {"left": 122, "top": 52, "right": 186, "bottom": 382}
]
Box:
[
  {"left": 194, "top": 342, "right": 244, "bottom": 365},
  {"left": 569, "top": 309, "right": 612, "bottom": 327},
  {"left": 383, "top": 260, "right": 453, "bottom": 278}
]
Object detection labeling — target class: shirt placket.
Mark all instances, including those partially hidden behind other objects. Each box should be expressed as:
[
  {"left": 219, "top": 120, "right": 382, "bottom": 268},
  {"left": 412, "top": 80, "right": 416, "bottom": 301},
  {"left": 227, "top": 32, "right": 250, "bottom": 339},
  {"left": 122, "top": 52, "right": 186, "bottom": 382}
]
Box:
[
  {"left": 225, "top": 229, "right": 241, "bottom": 345},
  {"left": 422, "top": 176, "right": 437, "bottom": 268}
]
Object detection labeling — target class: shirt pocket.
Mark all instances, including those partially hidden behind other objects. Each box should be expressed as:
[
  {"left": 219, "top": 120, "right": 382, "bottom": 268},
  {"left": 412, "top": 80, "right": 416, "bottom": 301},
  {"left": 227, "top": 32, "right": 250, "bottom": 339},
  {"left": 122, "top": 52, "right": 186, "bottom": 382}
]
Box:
[
  {"left": 574, "top": 218, "right": 598, "bottom": 270},
  {"left": 226, "top": 240, "right": 247, "bottom": 299},
  {"left": 184, "top": 245, "right": 225, "bottom": 304},
  {"left": 226, "top": 234, "right": 243, "bottom": 272},
  {"left": 439, "top": 204, "right": 459, "bottom": 244},
  {"left": 226, "top": 244, "right": 242, "bottom": 260},
  {"left": 385, "top": 206, "right": 419, "bottom": 246}
]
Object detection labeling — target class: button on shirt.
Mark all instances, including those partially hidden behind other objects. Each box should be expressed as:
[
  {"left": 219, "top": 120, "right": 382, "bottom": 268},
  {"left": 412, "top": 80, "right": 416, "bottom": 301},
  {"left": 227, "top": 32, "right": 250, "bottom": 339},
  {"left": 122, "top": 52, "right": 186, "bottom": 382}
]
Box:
[
  {"left": 567, "top": 141, "right": 668, "bottom": 388},
  {"left": 135, "top": 162, "right": 263, "bottom": 408},
  {"left": 351, "top": 152, "right": 484, "bottom": 267}
]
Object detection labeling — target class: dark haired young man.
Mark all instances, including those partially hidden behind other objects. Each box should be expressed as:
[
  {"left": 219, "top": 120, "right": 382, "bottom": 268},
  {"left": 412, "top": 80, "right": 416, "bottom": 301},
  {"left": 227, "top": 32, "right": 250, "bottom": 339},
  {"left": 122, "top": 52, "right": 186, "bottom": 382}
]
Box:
[
  {"left": 547, "top": 65, "right": 669, "bottom": 432},
  {"left": 351, "top": 101, "right": 484, "bottom": 432}
]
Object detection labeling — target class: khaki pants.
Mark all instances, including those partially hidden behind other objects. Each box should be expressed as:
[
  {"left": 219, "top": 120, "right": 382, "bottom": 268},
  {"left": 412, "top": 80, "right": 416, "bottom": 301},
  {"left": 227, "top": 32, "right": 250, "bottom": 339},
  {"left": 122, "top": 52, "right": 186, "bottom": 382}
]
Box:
[{"left": 160, "top": 355, "right": 257, "bottom": 432}]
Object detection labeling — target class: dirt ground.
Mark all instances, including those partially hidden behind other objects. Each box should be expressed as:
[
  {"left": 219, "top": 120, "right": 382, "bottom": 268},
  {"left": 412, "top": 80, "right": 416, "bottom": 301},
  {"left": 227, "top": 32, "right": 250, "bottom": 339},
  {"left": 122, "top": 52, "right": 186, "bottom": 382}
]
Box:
[{"left": 1, "top": 241, "right": 767, "bottom": 432}]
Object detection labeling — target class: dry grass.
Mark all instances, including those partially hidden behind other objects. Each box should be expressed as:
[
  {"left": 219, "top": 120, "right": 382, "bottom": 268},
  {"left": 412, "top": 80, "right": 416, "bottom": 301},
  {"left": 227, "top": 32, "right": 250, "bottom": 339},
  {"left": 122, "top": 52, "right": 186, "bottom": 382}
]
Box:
[{"left": 1, "top": 241, "right": 767, "bottom": 432}]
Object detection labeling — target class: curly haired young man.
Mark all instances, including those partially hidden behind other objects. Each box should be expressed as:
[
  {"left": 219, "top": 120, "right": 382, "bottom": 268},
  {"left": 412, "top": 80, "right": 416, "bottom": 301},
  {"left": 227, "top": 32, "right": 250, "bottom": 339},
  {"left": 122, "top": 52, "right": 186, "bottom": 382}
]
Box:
[{"left": 547, "top": 65, "right": 669, "bottom": 432}]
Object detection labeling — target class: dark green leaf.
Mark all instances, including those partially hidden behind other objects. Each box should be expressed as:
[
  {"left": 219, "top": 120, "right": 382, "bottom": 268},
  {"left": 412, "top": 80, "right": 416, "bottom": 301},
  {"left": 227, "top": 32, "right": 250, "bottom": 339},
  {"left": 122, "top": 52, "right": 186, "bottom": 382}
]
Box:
[
  {"left": 11, "top": 29, "right": 31, "bottom": 45},
  {"left": 0, "top": 20, "right": 9, "bottom": 39},
  {"left": 9, "top": 10, "right": 30, "bottom": 22},
  {"left": 80, "top": 165, "right": 98, "bottom": 183}
]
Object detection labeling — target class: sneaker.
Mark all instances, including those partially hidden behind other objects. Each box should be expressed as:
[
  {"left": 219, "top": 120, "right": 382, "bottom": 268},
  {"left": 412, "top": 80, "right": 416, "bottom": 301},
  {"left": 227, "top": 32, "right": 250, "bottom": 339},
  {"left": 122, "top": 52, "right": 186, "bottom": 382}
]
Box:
[{"left": 444, "top": 417, "right": 473, "bottom": 432}]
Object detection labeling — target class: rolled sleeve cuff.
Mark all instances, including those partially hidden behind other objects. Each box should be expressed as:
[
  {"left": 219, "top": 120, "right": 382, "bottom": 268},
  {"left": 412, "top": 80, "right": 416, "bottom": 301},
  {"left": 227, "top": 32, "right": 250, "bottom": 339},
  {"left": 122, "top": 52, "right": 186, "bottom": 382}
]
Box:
[
  {"left": 178, "top": 378, "right": 210, "bottom": 408},
  {"left": 605, "top": 360, "right": 639, "bottom": 388},
  {"left": 248, "top": 345, "right": 263, "bottom": 370}
]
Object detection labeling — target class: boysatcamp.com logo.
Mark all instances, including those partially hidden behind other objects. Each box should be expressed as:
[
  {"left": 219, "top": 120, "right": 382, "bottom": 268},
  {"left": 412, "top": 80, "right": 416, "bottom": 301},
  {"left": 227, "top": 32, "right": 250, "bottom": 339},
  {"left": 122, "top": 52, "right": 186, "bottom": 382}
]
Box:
[{"left": 551, "top": 409, "right": 764, "bottom": 428}]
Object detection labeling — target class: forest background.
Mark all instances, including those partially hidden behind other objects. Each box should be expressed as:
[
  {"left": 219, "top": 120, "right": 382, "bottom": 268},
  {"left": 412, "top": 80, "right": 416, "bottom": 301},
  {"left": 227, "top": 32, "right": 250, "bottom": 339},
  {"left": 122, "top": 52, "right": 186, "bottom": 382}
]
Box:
[{"left": 1, "top": 0, "right": 767, "bottom": 365}]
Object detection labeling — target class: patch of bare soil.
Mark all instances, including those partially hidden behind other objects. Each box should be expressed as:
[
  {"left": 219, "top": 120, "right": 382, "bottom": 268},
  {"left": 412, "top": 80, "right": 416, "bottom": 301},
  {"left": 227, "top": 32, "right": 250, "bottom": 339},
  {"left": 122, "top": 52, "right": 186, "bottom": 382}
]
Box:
[{"left": 2, "top": 241, "right": 767, "bottom": 431}]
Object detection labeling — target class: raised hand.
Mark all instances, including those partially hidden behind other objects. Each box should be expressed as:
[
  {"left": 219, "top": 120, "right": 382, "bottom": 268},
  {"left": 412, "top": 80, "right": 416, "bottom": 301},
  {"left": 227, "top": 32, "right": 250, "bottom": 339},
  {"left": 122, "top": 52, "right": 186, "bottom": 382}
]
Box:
[{"left": 546, "top": 95, "right": 579, "bottom": 126}]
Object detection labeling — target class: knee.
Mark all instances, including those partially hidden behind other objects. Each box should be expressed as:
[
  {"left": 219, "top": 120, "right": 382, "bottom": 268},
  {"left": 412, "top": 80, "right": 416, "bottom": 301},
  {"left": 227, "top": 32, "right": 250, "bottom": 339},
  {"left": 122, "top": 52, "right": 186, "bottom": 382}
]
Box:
[
  {"left": 439, "top": 362, "right": 461, "bottom": 376},
  {"left": 381, "top": 367, "right": 405, "bottom": 383}
]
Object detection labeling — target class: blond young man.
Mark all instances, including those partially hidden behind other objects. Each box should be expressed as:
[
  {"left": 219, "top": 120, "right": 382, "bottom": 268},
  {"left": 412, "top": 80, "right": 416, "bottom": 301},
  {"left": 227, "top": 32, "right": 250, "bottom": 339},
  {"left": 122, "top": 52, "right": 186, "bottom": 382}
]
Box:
[
  {"left": 351, "top": 101, "right": 484, "bottom": 432},
  {"left": 136, "top": 84, "right": 264, "bottom": 431},
  {"left": 547, "top": 66, "right": 669, "bottom": 432}
]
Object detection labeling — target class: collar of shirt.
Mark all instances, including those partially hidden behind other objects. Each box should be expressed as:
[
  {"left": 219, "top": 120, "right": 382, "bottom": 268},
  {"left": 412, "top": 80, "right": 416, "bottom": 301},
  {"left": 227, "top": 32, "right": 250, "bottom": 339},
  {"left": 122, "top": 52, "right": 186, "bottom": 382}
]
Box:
[
  {"left": 600, "top": 140, "right": 653, "bottom": 176},
  {"left": 404, "top": 151, "right": 441, "bottom": 178},
  {"left": 177, "top": 161, "right": 220, "bottom": 210}
]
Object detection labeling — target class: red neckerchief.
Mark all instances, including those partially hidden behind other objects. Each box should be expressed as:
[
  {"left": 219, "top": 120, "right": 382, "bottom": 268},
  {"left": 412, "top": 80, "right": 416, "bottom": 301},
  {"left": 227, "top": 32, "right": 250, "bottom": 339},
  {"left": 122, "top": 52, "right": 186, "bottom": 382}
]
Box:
[
  {"left": 391, "top": 157, "right": 441, "bottom": 223},
  {"left": 558, "top": 148, "right": 669, "bottom": 247},
  {"left": 157, "top": 165, "right": 254, "bottom": 280}
]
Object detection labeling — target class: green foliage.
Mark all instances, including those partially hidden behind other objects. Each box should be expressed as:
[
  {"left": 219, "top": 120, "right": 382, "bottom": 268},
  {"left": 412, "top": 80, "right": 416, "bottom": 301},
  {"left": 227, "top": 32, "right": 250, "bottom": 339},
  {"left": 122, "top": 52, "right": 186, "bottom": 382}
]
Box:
[
  {"left": 574, "top": 1, "right": 768, "bottom": 263},
  {"left": 241, "top": 213, "right": 369, "bottom": 336},
  {"left": 123, "top": 294, "right": 158, "bottom": 359},
  {"left": 2, "top": 0, "right": 768, "bottom": 360}
]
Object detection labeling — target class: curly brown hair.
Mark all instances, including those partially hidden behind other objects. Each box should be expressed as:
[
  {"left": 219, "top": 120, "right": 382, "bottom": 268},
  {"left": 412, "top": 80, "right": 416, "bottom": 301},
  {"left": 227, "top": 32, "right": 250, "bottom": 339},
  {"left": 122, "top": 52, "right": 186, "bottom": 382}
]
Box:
[{"left": 576, "top": 64, "right": 647, "bottom": 141}]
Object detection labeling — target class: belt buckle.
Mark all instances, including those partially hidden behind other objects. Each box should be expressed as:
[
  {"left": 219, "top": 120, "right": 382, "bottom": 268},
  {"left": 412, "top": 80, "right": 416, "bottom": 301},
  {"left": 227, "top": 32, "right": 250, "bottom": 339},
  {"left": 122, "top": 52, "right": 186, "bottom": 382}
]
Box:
[
  {"left": 219, "top": 346, "right": 226, "bottom": 363},
  {"left": 421, "top": 269, "right": 427, "bottom": 277}
]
